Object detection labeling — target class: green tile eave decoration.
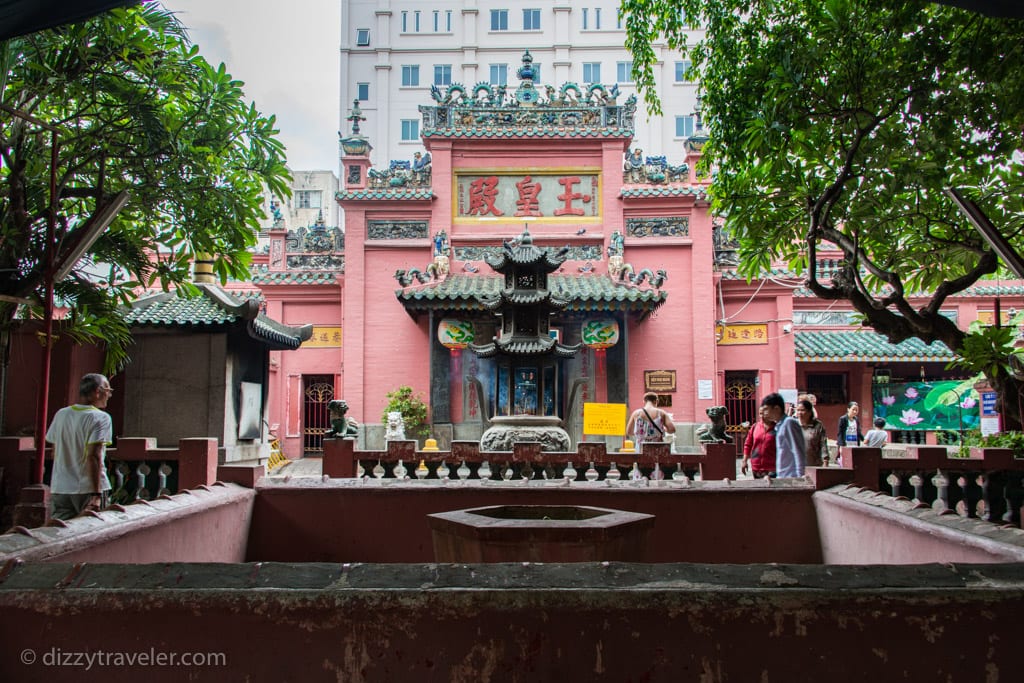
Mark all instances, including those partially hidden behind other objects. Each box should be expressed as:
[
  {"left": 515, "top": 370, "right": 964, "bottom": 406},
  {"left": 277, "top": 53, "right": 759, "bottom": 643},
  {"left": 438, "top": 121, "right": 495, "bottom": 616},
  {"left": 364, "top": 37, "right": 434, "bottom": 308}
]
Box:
[
  {"left": 794, "top": 330, "right": 954, "bottom": 362},
  {"left": 396, "top": 274, "right": 666, "bottom": 312}
]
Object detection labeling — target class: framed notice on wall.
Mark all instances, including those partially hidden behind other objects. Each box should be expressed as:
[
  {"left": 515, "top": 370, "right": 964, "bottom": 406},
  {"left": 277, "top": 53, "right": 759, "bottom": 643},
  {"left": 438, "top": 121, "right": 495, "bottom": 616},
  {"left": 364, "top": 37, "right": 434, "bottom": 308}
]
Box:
[{"left": 644, "top": 370, "right": 677, "bottom": 393}]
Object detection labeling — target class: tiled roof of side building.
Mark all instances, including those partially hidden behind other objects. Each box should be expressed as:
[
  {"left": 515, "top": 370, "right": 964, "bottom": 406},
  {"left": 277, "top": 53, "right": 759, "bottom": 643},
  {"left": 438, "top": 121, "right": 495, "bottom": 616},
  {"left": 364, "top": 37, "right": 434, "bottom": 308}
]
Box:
[
  {"left": 124, "top": 285, "right": 312, "bottom": 350},
  {"left": 795, "top": 330, "right": 954, "bottom": 363}
]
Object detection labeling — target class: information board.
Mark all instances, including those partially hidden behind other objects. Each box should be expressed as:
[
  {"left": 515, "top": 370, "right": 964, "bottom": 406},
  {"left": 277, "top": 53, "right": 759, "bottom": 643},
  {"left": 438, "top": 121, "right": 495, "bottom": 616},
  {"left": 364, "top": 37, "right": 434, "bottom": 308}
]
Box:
[{"left": 583, "top": 402, "right": 627, "bottom": 436}]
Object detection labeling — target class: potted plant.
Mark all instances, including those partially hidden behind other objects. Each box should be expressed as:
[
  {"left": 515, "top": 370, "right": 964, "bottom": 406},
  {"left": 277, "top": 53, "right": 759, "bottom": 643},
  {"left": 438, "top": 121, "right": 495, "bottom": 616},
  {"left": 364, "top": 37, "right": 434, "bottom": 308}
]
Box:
[{"left": 381, "top": 386, "right": 430, "bottom": 445}]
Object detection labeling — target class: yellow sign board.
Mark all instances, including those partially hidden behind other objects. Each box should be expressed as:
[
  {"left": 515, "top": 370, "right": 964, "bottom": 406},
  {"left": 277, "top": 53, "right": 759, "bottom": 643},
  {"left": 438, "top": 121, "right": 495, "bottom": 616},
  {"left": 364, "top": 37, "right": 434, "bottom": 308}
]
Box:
[
  {"left": 977, "top": 311, "right": 1012, "bottom": 326},
  {"left": 302, "top": 326, "right": 342, "bottom": 348},
  {"left": 583, "top": 402, "right": 627, "bottom": 436},
  {"left": 716, "top": 324, "right": 769, "bottom": 345}
]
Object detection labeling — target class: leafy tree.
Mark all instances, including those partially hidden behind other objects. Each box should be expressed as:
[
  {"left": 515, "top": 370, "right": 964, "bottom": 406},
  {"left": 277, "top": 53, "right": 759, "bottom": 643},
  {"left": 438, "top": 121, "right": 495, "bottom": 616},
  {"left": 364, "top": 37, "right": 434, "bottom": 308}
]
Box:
[
  {"left": 621, "top": 0, "right": 1024, "bottom": 426},
  {"left": 0, "top": 3, "right": 290, "bottom": 371}
]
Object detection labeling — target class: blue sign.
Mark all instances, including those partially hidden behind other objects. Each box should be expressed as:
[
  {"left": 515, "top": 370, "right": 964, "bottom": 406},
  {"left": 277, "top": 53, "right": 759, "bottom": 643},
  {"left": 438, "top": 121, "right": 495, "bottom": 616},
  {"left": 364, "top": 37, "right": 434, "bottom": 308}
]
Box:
[{"left": 981, "top": 391, "right": 998, "bottom": 417}]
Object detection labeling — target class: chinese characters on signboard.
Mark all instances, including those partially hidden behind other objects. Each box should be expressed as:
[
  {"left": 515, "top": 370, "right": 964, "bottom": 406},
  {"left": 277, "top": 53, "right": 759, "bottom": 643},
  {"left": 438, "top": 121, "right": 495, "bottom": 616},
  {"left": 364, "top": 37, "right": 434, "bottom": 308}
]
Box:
[
  {"left": 301, "top": 326, "right": 343, "bottom": 348},
  {"left": 716, "top": 324, "right": 769, "bottom": 345},
  {"left": 456, "top": 173, "right": 600, "bottom": 220}
]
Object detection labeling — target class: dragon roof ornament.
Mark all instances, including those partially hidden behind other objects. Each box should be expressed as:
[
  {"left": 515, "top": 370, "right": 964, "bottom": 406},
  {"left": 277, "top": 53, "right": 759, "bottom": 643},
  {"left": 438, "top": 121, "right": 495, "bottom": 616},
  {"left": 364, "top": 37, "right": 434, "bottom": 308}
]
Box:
[{"left": 419, "top": 51, "right": 636, "bottom": 138}]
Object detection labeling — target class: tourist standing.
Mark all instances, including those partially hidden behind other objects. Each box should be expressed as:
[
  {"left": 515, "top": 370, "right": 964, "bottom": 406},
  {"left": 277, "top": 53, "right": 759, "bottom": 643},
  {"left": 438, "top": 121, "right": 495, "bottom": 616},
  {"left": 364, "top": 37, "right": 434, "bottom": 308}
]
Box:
[
  {"left": 837, "top": 402, "right": 863, "bottom": 447},
  {"left": 46, "top": 373, "right": 114, "bottom": 520},
  {"left": 625, "top": 392, "right": 676, "bottom": 445},
  {"left": 796, "top": 399, "right": 828, "bottom": 467},
  {"left": 763, "top": 393, "right": 805, "bottom": 478},
  {"left": 863, "top": 417, "right": 890, "bottom": 448},
  {"left": 741, "top": 405, "right": 777, "bottom": 478}
]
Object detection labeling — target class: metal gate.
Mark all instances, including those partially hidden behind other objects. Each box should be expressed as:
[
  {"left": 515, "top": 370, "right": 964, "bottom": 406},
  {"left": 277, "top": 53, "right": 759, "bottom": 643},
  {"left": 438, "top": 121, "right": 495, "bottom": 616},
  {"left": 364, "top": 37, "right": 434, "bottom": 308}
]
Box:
[
  {"left": 724, "top": 371, "right": 758, "bottom": 454},
  {"left": 302, "top": 375, "right": 334, "bottom": 456}
]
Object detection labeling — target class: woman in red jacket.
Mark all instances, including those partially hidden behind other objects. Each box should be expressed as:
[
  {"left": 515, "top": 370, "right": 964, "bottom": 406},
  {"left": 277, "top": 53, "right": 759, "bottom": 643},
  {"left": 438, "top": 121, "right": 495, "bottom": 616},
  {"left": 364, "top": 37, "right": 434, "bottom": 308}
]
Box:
[{"left": 742, "top": 405, "right": 777, "bottom": 478}]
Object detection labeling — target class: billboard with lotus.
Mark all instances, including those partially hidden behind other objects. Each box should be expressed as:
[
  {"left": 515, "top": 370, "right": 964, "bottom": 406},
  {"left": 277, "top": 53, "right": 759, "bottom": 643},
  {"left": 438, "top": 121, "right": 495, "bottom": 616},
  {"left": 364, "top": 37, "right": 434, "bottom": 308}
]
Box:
[{"left": 872, "top": 380, "right": 980, "bottom": 432}]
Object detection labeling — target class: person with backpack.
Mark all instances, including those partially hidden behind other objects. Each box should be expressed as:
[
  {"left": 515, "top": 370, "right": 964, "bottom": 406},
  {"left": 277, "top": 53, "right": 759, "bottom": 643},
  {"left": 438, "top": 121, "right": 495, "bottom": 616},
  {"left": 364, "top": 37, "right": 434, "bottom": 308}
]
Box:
[{"left": 625, "top": 392, "right": 676, "bottom": 445}]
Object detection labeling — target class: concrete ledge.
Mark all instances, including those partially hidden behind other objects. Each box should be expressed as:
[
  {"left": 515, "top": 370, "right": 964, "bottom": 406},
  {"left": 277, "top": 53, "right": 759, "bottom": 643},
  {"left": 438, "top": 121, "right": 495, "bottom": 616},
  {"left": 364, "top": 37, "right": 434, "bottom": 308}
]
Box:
[
  {"left": 815, "top": 484, "right": 1024, "bottom": 564},
  {"left": 0, "top": 483, "right": 255, "bottom": 564},
  {"left": 0, "top": 561, "right": 1021, "bottom": 681}
]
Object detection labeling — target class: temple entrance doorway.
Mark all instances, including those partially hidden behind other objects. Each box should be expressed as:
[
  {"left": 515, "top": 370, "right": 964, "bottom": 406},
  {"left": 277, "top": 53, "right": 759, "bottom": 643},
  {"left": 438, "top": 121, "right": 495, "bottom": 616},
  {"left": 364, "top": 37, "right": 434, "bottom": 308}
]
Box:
[
  {"left": 724, "top": 371, "right": 758, "bottom": 455},
  {"left": 302, "top": 375, "right": 334, "bottom": 456}
]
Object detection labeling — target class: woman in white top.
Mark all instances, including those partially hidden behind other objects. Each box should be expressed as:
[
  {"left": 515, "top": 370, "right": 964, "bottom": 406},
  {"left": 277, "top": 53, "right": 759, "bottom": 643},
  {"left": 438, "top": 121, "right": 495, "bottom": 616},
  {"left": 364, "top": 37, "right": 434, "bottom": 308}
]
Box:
[{"left": 625, "top": 392, "right": 676, "bottom": 445}]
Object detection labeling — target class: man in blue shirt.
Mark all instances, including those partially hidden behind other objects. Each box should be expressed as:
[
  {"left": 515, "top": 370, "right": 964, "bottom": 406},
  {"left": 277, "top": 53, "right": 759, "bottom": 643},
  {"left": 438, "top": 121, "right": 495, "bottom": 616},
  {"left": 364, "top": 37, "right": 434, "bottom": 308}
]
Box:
[{"left": 761, "top": 392, "right": 805, "bottom": 478}]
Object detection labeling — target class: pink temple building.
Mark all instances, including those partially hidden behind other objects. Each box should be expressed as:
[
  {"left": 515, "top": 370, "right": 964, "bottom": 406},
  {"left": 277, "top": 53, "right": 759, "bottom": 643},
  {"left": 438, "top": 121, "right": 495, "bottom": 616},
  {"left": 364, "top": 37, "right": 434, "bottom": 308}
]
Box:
[{"left": 241, "top": 51, "right": 1022, "bottom": 460}]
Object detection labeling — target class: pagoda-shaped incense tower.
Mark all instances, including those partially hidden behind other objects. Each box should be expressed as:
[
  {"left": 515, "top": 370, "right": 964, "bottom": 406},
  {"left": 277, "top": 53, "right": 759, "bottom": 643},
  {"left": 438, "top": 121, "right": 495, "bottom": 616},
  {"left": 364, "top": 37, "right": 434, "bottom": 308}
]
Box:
[
  {"left": 470, "top": 229, "right": 581, "bottom": 359},
  {"left": 470, "top": 228, "right": 583, "bottom": 451}
]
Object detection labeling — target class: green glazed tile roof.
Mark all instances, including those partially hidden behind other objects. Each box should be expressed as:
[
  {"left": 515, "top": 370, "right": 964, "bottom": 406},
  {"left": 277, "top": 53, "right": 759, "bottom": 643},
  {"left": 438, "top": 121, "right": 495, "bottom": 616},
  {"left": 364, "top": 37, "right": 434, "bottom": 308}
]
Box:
[
  {"left": 795, "top": 330, "right": 954, "bottom": 363},
  {"left": 396, "top": 274, "right": 666, "bottom": 314},
  {"left": 251, "top": 269, "right": 340, "bottom": 285},
  {"left": 124, "top": 292, "right": 240, "bottom": 326},
  {"left": 124, "top": 285, "right": 312, "bottom": 350},
  {"left": 336, "top": 188, "right": 434, "bottom": 201},
  {"left": 620, "top": 186, "right": 707, "bottom": 198},
  {"left": 423, "top": 128, "right": 632, "bottom": 140},
  {"left": 962, "top": 284, "right": 1024, "bottom": 296}
]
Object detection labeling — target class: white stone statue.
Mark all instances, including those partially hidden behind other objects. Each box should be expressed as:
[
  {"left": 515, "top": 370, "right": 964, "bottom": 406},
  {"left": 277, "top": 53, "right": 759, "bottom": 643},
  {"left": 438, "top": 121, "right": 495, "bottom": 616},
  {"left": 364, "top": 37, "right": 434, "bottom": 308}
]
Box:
[{"left": 384, "top": 411, "right": 406, "bottom": 441}]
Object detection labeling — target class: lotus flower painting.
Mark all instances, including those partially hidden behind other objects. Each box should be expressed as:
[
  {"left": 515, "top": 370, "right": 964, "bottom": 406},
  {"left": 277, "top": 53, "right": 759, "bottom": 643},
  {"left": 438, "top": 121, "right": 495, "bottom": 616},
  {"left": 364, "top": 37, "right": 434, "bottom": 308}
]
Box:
[
  {"left": 871, "top": 381, "right": 980, "bottom": 433},
  {"left": 899, "top": 409, "right": 924, "bottom": 426}
]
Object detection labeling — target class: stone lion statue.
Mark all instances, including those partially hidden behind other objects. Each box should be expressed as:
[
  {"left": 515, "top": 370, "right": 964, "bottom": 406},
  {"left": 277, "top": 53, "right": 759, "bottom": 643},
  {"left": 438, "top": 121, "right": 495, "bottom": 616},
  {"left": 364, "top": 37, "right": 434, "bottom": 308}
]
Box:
[
  {"left": 384, "top": 410, "right": 406, "bottom": 441},
  {"left": 325, "top": 399, "right": 359, "bottom": 438},
  {"left": 695, "top": 405, "right": 733, "bottom": 443}
]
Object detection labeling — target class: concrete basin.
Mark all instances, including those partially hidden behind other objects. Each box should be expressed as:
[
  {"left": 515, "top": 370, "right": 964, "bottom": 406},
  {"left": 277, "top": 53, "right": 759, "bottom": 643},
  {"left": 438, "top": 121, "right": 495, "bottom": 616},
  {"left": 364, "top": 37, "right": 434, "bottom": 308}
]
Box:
[{"left": 428, "top": 504, "right": 654, "bottom": 562}]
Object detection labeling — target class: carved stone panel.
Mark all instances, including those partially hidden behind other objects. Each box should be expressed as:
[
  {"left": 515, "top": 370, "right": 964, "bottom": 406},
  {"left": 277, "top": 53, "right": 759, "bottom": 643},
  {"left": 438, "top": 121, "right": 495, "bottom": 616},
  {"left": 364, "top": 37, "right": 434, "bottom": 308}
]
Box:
[
  {"left": 626, "top": 217, "right": 689, "bottom": 238},
  {"left": 367, "top": 220, "right": 429, "bottom": 240}
]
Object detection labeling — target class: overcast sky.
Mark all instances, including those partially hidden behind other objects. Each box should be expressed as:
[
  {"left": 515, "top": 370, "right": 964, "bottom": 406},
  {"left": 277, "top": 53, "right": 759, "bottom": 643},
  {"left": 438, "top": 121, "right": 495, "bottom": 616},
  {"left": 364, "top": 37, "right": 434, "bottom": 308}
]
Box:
[{"left": 161, "top": 0, "right": 341, "bottom": 172}]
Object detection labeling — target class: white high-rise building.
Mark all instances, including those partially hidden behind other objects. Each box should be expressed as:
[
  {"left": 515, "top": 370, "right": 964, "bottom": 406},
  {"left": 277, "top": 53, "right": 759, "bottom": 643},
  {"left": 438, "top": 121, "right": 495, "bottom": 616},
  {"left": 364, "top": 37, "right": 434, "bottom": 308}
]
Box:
[{"left": 340, "top": 1, "right": 702, "bottom": 168}]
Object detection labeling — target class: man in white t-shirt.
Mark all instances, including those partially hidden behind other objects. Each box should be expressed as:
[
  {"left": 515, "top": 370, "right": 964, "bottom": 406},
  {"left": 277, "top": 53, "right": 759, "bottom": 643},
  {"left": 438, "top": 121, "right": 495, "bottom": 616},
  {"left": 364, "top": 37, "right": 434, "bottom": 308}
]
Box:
[{"left": 46, "top": 373, "right": 113, "bottom": 520}]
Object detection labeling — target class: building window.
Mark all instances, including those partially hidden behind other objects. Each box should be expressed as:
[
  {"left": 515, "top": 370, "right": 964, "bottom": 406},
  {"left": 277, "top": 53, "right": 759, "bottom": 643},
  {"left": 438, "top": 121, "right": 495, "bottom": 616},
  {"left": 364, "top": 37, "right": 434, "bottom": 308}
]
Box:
[
  {"left": 616, "top": 61, "right": 634, "bottom": 83},
  {"left": 446, "top": 10, "right": 452, "bottom": 31},
  {"left": 616, "top": 11, "right": 623, "bottom": 29},
  {"left": 434, "top": 64, "right": 452, "bottom": 86},
  {"left": 523, "top": 8, "right": 540, "bottom": 30},
  {"left": 805, "top": 373, "right": 848, "bottom": 405},
  {"left": 433, "top": 10, "right": 439, "bottom": 32},
  {"left": 582, "top": 8, "right": 589, "bottom": 29},
  {"left": 595, "top": 8, "right": 601, "bottom": 29},
  {"left": 532, "top": 63, "right": 541, "bottom": 82},
  {"left": 491, "top": 9, "right": 508, "bottom": 31},
  {"left": 401, "top": 119, "right": 419, "bottom": 141},
  {"left": 675, "top": 60, "right": 693, "bottom": 83},
  {"left": 356, "top": 28, "right": 370, "bottom": 46},
  {"left": 490, "top": 64, "right": 508, "bottom": 86},
  {"left": 583, "top": 62, "right": 601, "bottom": 83},
  {"left": 414, "top": 10, "right": 421, "bottom": 32},
  {"left": 296, "top": 190, "right": 322, "bottom": 209},
  {"left": 401, "top": 65, "right": 420, "bottom": 87},
  {"left": 357, "top": 82, "right": 369, "bottom": 101},
  {"left": 401, "top": 11, "right": 408, "bottom": 32},
  {"left": 675, "top": 115, "right": 695, "bottom": 138}
]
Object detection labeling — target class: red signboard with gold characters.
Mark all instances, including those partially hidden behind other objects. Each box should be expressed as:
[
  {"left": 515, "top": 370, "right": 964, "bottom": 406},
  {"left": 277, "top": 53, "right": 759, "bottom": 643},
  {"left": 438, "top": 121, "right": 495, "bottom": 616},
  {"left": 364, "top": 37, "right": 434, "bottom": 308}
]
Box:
[{"left": 455, "top": 171, "right": 601, "bottom": 221}]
